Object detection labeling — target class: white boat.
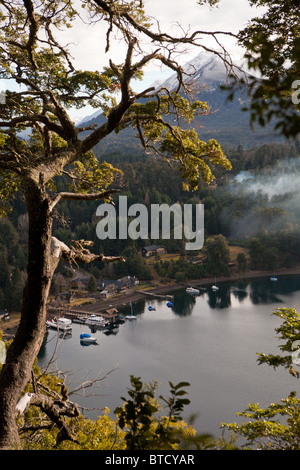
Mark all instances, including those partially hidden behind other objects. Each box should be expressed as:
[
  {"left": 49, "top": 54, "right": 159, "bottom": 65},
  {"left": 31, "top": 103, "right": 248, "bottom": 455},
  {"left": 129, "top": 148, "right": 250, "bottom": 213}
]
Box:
[
  {"left": 126, "top": 301, "right": 137, "bottom": 320},
  {"left": 186, "top": 287, "right": 200, "bottom": 295},
  {"left": 212, "top": 278, "right": 219, "bottom": 291},
  {"left": 80, "top": 333, "right": 97, "bottom": 344},
  {"left": 85, "top": 315, "right": 108, "bottom": 327},
  {"left": 46, "top": 317, "right": 72, "bottom": 332}
]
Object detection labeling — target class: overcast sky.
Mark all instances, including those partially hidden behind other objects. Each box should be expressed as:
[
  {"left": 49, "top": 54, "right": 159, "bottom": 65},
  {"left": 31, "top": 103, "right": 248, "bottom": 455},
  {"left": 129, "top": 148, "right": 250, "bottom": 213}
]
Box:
[
  {"left": 64, "top": 0, "right": 264, "bottom": 121},
  {"left": 1, "top": 0, "right": 264, "bottom": 121},
  {"left": 68, "top": 0, "right": 263, "bottom": 66}
]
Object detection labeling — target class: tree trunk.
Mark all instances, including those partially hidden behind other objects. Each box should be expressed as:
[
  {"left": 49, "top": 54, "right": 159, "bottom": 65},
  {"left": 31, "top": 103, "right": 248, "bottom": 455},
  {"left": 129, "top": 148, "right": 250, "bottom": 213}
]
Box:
[{"left": 0, "top": 179, "right": 56, "bottom": 449}]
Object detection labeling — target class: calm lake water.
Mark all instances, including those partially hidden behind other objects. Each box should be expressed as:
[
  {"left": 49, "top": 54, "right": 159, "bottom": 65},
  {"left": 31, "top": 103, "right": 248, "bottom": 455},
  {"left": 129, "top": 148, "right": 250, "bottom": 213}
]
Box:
[{"left": 38, "top": 274, "right": 300, "bottom": 438}]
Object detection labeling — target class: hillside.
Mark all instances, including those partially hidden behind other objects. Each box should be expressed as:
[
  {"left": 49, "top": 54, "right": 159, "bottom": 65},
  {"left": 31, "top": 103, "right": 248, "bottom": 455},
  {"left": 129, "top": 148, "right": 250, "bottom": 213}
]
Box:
[{"left": 79, "top": 52, "right": 282, "bottom": 152}]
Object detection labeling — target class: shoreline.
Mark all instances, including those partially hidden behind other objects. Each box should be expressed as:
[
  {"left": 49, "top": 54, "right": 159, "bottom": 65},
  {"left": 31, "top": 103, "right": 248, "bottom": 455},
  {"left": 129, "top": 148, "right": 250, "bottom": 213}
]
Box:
[
  {"left": 62, "top": 264, "right": 300, "bottom": 314},
  {"left": 2, "top": 264, "right": 300, "bottom": 338}
]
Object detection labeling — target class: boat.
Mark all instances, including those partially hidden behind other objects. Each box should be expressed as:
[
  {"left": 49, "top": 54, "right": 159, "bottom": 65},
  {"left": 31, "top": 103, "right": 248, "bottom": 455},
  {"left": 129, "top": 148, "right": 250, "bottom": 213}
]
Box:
[
  {"left": 85, "top": 315, "right": 109, "bottom": 327},
  {"left": 46, "top": 317, "right": 72, "bottom": 332},
  {"left": 270, "top": 271, "right": 278, "bottom": 281},
  {"left": 166, "top": 301, "right": 173, "bottom": 307},
  {"left": 186, "top": 287, "right": 200, "bottom": 295},
  {"left": 148, "top": 305, "right": 156, "bottom": 311},
  {"left": 80, "top": 332, "right": 97, "bottom": 344},
  {"left": 126, "top": 301, "right": 137, "bottom": 320},
  {"left": 212, "top": 278, "right": 219, "bottom": 291}
]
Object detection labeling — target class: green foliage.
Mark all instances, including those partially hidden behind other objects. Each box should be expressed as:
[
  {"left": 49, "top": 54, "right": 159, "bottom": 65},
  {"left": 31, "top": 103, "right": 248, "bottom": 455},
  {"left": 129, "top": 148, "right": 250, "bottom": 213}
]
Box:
[
  {"left": 129, "top": 94, "right": 231, "bottom": 190},
  {"left": 114, "top": 375, "right": 195, "bottom": 450},
  {"left": 87, "top": 274, "right": 97, "bottom": 292},
  {"left": 198, "top": 0, "right": 220, "bottom": 5},
  {"left": 159, "top": 381, "right": 191, "bottom": 421},
  {"left": 0, "top": 219, "right": 26, "bottom": 310},
  {"left": 0, "top": 171, "right": 20, "bottom": 217},
  {"left": 15, "top": 364, "right": 202, "bottom": 450},
  {"left": 256, "top": 307, "right": 300, "bottom": 377},
  {"left": 205, "top": 234, "right": 230, "bottom": 276},
  {"left": 222, "top": 392, "right": 300, "bottom": 450},
  {"left": 221, "top": 306, "right": 300, "bottom": 449},
  {"left": 236, "top": 252, "right": 247, "bottom": 272},
  {"left": 68, "top": 154, "right": 122, "bottom": 194},
  {"left": 236, "top": 0, "right": 300, "bottom": 138}
]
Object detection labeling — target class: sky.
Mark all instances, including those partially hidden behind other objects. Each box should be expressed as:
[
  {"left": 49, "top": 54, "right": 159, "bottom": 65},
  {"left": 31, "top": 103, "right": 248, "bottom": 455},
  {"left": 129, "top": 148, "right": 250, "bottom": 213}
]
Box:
[
  {"left": 65, "top": 0, "right": 264, "bottom": 121},
  {"left": 1, "top": 0, "right": 265, "bottom": 122}
]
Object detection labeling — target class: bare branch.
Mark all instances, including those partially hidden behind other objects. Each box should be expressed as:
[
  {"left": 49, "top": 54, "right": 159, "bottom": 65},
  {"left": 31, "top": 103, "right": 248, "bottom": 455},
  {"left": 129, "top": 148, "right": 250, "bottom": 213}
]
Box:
[
  {"left": 50, "top": 237, "right": 125, "bottom": 269},
  {"left": 49, "top": 188, "right": 120, "bottom": 212}
]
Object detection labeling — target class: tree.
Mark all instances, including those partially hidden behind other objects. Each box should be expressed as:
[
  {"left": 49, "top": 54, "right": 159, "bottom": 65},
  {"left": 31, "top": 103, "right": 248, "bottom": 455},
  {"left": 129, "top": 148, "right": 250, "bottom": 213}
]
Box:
[
  {"left": 87, "top": 274, "right": 98, "bottom": 293},
  {"left": 236, "top": 252, "right": 247, "bottom": 273},
  {"left": 221, "top": 307, "right": 300, "bottom": 449},
  {"left": 0, "top": 0, "right": 234, "bottom": 448},
  {"left": 233, "top": 0, "right": 300, "bottom": 139},
  {"left": 205, "top": 234, "right": 230, "bottom": 276}
]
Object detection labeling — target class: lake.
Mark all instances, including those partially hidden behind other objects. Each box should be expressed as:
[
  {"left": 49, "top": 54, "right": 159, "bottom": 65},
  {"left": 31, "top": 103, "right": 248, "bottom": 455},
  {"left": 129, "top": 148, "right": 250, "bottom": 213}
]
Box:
[{"left": 38, "top": 274, "right": 300, "bottom": 438}]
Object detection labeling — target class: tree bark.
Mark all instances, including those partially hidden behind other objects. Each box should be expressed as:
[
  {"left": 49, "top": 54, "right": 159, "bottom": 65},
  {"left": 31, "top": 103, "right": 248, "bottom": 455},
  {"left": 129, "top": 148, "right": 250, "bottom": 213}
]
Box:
[{"left": 0, "top": 178, "right": 57, "bottom": 449}]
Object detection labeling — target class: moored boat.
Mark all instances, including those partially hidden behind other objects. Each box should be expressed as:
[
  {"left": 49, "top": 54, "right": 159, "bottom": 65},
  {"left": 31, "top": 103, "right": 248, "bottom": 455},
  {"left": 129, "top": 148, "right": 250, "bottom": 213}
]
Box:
[
  {"left": 80, "top": 332, "right": 97, "bottom": 344},
  {"left": 126, "top": 301, "right": 137, "bottom": 320},
  {"left": 85, "top": 315, "right": 109, "bottom": 327},
  {"left": 46, "top": 317, "right": 72, "bottom": 332},
  {"left": 186, "top": 287, "right": 200, "bottom": 295}
]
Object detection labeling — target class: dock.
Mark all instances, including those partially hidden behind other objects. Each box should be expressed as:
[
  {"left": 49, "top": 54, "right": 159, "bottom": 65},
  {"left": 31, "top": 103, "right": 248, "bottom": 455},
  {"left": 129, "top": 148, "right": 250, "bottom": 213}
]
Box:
[
  {"left": 47, "top": 306, "right": 119, "bottom": 325},
  {"left": 135, "top": 290, "right": 174, "bottom": 300}
]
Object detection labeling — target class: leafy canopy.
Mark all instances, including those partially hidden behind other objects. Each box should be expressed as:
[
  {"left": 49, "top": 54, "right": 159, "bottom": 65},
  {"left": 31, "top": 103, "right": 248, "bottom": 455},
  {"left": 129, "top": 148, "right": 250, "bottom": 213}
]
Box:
[
  {"left": 237, "top": 0, "right": 300, "bottom": 138},
  {"left": 0, "top": 0, "right": 232, "bottom": 218}
]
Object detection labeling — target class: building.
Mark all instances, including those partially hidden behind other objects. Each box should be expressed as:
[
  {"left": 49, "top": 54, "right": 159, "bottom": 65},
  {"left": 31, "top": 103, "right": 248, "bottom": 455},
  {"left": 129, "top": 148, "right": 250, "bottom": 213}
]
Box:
[
  {"left": 98, "top": 276, "right": 139, "bottom": 296},
  {"left": 142, "top": 245, "right": 167, "bottom": 257},
  {"left": 118, "top": 276, "right": 139, "bottom": 289}
]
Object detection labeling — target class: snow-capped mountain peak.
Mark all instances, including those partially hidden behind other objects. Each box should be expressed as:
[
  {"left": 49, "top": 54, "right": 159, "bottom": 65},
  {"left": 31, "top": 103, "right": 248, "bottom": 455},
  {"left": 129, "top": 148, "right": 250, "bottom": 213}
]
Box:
[{"left": 154, "top": 51, "right": 241, "bottom": 92}]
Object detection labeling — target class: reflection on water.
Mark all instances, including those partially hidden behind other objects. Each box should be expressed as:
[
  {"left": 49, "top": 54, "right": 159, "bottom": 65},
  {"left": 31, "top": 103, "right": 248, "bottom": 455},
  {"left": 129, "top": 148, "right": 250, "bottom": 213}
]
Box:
[
  {"left": 231, "top": 288, "right": 248, "bottom": 303},
  {"left": 38, "top": 274, "right": 300, "bottom": 437},
  {"left": 171, "top": 294, "right": 196, "bottom": 316},
  {"left": 170, "top": 274, "right": 300, "bottom": 314}
]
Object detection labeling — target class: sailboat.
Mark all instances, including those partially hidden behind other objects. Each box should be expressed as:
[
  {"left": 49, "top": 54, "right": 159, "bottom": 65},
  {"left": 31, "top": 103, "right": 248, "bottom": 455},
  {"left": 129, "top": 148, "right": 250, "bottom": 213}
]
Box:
[
  {"left": 126, "top": 301, "right": 137, "bottom": 320},
  {"left": 212, "top": 278, "right": 219, "bottom": 291},
  {"left": 270, "top": 270, "right": 278, "bottom": 281}
]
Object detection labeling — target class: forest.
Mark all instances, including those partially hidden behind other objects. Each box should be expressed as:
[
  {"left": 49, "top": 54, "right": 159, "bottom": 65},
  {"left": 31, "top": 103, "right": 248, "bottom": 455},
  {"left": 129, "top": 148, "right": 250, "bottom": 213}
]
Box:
[
  {"left": 1, "top": 137, "right": 300, "bottom": 311},
  {"left": 1, "top": 0, "right": 300, "bottom": 452}
]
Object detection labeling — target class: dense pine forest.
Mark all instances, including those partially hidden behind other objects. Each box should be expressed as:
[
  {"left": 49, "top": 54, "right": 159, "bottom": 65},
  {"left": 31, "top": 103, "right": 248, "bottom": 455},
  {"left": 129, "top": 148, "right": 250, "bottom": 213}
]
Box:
[{"left": 1, "top": 138, "right": 300, "bottom": 312}]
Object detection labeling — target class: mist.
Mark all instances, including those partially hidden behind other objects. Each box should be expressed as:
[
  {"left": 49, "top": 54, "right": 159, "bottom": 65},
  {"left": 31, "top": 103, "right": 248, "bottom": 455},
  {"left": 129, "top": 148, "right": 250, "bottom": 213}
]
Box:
[{"left": 219, "top": 156, "right": 300, "bottom": 239}]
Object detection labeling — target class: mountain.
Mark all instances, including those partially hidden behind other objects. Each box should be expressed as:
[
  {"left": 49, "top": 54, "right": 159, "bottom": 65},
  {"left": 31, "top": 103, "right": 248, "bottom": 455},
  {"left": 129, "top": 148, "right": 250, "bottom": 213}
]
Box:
[{"left": 79, "top": 52, "right": 283, "bottom": 154}]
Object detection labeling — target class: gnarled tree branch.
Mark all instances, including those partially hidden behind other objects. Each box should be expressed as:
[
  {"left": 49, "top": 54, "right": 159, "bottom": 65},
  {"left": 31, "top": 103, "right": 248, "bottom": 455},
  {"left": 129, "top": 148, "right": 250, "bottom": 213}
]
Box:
[
  {"left": 50, "top": 237, "right": 125, "bottom": 270},
  {"left": 49, "top": 188, "right": 121, "bottom": 212}
]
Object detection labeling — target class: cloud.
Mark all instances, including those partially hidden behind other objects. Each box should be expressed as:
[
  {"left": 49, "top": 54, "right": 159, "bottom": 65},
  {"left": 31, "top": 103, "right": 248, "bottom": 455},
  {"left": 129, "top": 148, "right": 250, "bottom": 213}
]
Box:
[
  {"left": 64, "top": 0, "right": 263, "bottom": 69},
  {"left": 221, "top": 157, "right": 300, "bottom": 239},
  {"left": 58, "top": 0, "right": 264, "bottom": 119}
]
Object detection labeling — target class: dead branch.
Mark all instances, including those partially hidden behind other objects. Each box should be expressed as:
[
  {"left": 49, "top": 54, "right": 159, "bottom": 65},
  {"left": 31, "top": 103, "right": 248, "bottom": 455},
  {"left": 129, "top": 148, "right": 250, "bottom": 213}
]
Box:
[
  {"left": 50, "top": 236, "right": 125, "bottom": 270},
  {"left": 49, "top": 188, "right": 121, "bottom": 212}
]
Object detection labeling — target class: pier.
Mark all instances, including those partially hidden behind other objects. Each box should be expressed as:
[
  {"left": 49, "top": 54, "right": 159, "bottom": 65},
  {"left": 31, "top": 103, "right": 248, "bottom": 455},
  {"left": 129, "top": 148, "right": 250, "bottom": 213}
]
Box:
[
  {"left": 134, "top": 290, "right": 174, "bottom": 300},
  {"left": 47, "top": 306, "right": 119, "bottom": 324}
]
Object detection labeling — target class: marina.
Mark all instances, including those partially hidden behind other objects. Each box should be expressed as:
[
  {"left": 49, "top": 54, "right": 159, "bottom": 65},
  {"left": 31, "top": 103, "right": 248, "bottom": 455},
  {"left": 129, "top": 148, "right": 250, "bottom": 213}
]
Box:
[{"left": 39, "top": 274, "right": 300, "bottom": 437}]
